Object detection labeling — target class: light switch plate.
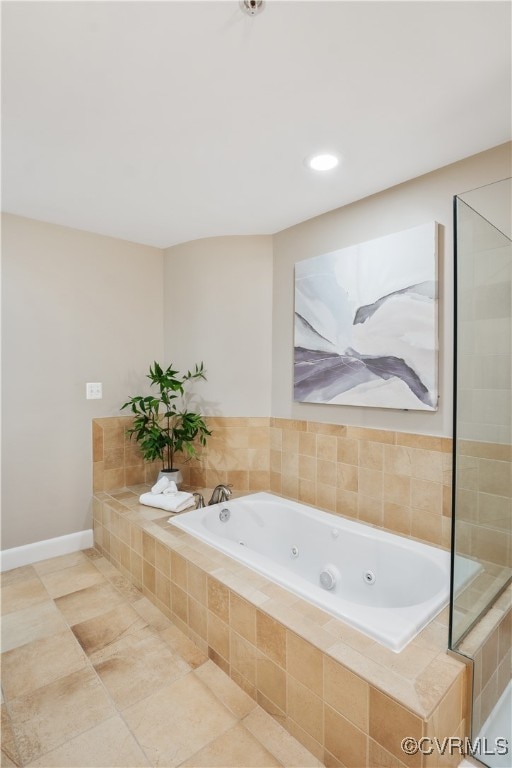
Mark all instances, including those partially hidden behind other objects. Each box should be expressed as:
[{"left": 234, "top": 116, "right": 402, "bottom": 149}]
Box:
[{"left": 86, "top": 382, "right": 102, "bottom": 399}]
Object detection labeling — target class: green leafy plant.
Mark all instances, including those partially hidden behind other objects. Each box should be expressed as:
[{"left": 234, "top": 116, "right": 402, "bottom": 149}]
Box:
[{"left": 121, "top": 361, "right": 211, "bottom": 471}]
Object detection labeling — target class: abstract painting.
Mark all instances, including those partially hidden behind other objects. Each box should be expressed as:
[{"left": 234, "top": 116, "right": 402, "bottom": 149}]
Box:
[{"left": 294, "top": 222, "right": 438, "bottom": 410}]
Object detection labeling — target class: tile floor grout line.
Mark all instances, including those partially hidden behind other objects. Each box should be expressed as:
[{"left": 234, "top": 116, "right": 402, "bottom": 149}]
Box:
[
  {"left": 53, "top": 564, "right": 184, "bottom": 768},
  {"left": 86, "top": 550, "right": 321, "bottom": 767},
  {"left": 99, "top": 647, "right": 200, "bottom": 768},
  {"left": 11, "top": 617, "right": 179, "bottom": 765},
  {"left": 1, "top": 554, "right": 154, "bottom": 767},
  {"left": 105, "top": 659, "right": 244, "bottom": 768},
  {"left": 35, "top": 609, "right": 158, "bottom": 762},
  {"left": 68, "top": 552, "right": 220, "bottom": 768},
  {"left": 2, "top": 550, "right": 324, "bottom": 768},
  {"left": 172, "top": 712, "right": 244, "bottom": 768},
  {"left": 3, "top": 596, "right": 116, "bottom": 764},
  {"left": 170, "top": 669, "right": 286, "bottom": 768},
  {"left": 1, "top": 687, "right": 24, "bottom": 767},
  {"left": 21, "top": 712, "right": 132, "bottom": 768},
  {"left": 239, "top": 715, "right": 290, "bottom": 768},
  {"left": 1, "top": 642, "right": 95, "bottom": 765}
]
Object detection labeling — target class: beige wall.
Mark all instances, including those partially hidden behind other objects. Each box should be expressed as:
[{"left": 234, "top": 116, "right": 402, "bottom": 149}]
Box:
[
  {"left": 1, "top": 214, "right": 164, "bottom": 549},
  {"left": 163, "top": 236, "right": 273, "bottom": 417},
  {"left": 2, "top": 144, "right": 510, "bottom": 550},
  {"left": 272, "top": 142, "right": 512, "bottom": 436}
]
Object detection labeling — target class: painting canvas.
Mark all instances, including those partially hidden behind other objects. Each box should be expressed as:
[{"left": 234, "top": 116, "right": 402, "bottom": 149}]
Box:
[{"left": 294, "top": 222, "right": 438, "bottom": 410}]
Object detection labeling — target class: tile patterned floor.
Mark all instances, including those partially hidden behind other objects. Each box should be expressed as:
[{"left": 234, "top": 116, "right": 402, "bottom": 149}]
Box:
[{"left": 1, "top": 549, "right": 323, "bottom": 768}]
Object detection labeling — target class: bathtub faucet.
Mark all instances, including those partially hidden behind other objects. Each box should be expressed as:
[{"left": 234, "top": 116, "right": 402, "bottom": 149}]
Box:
[
  {"left": 193, "top": 492, "right": 205, "bottom": 509},
  {"left": 208, "top": 484, "right": 232, "bottom": 505}
]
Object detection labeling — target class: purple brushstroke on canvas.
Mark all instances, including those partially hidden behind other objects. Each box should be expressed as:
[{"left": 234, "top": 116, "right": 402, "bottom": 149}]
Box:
[
  {"left": 293, "top": 280, "right": 436, "bottom": 408},
  {"left": 294, "top": 346, "right": 434, "bottom": 408},
  {"left": 353, "top": 281, "right": 435, "bottom": 325},
  {"left": 295, "top": 311, "right": 336, "bottom": 349}
]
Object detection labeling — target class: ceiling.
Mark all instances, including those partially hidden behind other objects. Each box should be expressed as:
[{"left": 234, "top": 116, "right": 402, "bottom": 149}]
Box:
[{"left": 2, "top": 0, "right": 511, "bottom": 249}]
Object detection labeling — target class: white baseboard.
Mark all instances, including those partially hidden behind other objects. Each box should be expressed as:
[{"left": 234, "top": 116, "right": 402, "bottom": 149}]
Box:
[{"left": 0, "top": 529, "right": 94, "bottom": 572}]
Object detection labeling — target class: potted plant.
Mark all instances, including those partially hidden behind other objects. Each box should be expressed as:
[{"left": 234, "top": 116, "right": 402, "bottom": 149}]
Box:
[{"left": 121, "top": 361, "right": 211, "bottom": 487}]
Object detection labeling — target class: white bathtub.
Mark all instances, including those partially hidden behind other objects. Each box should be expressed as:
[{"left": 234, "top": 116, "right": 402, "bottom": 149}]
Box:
[{"left": 170, "top": 491, "right": 450, "bottom": 652}]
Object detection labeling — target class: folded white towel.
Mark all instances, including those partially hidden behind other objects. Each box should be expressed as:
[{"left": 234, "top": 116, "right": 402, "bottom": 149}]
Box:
[
  {"left": 151, "top": 477, "right": 170, "bottom": 494},
  {"left": 139, "top": 491, "right": 195, "bottom": 514},
  {"left": 162, "top": 481, "right": 178, "bottom": 495}
]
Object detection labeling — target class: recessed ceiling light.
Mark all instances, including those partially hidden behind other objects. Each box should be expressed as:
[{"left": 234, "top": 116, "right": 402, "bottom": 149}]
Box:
[
  {"left": 306, "top": 153, "right": 340, "bottom": 171},
  {"left": 240, "top": 0, "right": 264, "bottom": 16}
]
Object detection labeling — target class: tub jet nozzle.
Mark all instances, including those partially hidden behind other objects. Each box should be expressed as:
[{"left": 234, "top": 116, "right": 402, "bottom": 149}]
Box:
[{"left": 320, "top": 566, "right": 338, "bottom": 591}]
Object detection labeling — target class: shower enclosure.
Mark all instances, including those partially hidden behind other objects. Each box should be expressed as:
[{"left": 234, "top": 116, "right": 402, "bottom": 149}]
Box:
[{"left": 450, "top": 178, "right": 511, "bottom": 767}]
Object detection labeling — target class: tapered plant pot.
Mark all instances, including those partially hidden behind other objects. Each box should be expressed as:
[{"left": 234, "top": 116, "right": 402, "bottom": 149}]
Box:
[{"left": 157, "top": 468, "right": 183, "bottom": 489}]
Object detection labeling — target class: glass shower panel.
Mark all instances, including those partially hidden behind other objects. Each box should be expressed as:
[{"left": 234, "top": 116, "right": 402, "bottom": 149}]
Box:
[{"left": 451, "top": 181, "right": 512, "bottom": 647}]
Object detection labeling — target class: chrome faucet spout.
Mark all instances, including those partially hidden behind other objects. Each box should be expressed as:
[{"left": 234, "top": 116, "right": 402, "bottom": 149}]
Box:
[{"left": 208, "top": 484, "right": 232, "bottom": 505}]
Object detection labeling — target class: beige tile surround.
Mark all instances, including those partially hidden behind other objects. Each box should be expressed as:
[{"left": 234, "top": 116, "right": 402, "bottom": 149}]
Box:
[
  {"left": 269, "top": 419, "right": 452, "bottom": 550},
  {"left": 456, "top": 440, "right": 512, "bottom": 563},
  {"left": 458, "top": 585, "right": 511, "bottom": 738},
  {"left": 93, "top": 416, "right": 452, "bottom": 550},
  {"left": 454, "top": 439, "right": 511, "bottom": 610},
  {"left": 91, "top": 415, "right": 474, "bottom": 766},
  {"left": 92, "top": 481, "right": 469, "bottom": 768},
  {"left": 452, "top": 438, "right": 511, "bottom": 645}
]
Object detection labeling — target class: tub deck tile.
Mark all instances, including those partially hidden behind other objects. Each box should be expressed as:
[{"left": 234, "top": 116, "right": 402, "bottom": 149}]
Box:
[{"left": 93, "top": 485, "right": 469, "bottom": 761}]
